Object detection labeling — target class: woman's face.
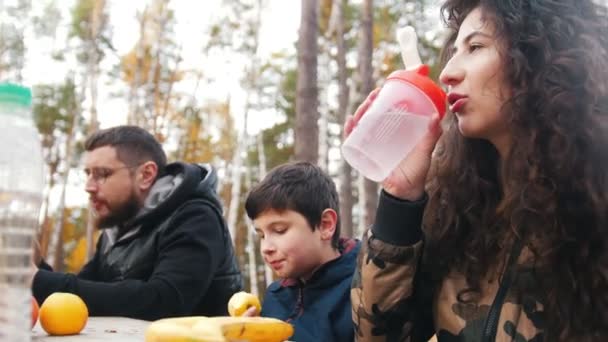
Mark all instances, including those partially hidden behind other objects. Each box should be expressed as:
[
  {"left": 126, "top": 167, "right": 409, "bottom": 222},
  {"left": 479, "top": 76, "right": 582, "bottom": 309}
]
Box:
[{"left": 439, "top": 7, "right": 512, "bottom": 151}]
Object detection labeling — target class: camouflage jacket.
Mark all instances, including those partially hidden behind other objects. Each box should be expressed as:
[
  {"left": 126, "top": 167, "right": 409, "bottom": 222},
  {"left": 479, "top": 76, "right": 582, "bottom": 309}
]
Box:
[{"left": 351, "top": 191, "right": 545, "bottom": 342}]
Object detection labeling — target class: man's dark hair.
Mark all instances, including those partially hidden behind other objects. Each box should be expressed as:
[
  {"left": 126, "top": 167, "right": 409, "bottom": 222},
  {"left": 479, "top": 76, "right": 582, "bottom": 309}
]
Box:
[
  {"left": 84, "top": 125, "right": 167, "bottom": 174},
  {"left": 245, "top": 161, "right": 341, "bottom": 249}
]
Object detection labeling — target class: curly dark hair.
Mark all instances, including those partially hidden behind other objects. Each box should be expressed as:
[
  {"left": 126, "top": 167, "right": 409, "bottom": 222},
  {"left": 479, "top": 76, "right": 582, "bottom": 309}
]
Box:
[{"left": 423, "top": 0, "right": 608, "bottom": 340}]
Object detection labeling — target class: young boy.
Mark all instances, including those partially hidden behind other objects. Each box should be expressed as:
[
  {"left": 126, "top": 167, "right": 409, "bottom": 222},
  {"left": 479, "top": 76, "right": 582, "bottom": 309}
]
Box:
[{"left": 244, "top": 161, "right": 360, "bottom": 342}]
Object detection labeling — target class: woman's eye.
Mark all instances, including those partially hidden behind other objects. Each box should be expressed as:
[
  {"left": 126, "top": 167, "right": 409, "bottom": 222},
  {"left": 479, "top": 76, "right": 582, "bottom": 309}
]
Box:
[{"left": 469, "top": 44, "right": 483, "bottom": 52}]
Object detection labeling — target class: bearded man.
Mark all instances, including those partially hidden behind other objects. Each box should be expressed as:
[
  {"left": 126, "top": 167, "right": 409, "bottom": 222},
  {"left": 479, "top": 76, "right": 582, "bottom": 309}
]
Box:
[{"left": 33, "top": 125, "right": 242, "bottom": 320}]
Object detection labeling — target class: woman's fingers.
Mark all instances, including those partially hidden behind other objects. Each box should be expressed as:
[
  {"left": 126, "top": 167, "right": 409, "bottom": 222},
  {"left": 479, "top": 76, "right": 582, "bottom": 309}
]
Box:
[
  {"left": 353, "top": 87, "right": 381, "bottom": 121},
  {"left": 419, "top": 112, "right": 443, "bottom": 152},
  {"left": 344, "top": 88, "right": 381, "bottom": 138},
  {"left": 344, "top": 115, "right": 356, "bottom": 137}
]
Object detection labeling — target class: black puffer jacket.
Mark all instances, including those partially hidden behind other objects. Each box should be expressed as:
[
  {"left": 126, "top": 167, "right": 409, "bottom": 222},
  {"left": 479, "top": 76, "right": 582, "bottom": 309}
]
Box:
[{"left": 33, "top": 163, "right": 243, "bottom": 320}]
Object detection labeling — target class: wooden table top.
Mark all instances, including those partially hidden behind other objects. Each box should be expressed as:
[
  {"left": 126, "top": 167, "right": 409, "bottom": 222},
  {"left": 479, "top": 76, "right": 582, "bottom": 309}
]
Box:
[{"left": 32, "top": 316, "right": 150, "bottom": 341}]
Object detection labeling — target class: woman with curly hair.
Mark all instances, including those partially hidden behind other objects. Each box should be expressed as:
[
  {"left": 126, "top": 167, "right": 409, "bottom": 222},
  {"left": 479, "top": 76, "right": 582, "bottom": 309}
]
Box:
[{"left": 348, "top": 0, "right": 608, "bottom": 341}]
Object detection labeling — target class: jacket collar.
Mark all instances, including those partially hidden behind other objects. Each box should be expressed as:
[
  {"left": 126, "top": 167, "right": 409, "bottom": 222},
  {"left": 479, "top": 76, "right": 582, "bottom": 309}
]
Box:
[{"left": 104, "top": 163, "right": 220, "bottom": 245}]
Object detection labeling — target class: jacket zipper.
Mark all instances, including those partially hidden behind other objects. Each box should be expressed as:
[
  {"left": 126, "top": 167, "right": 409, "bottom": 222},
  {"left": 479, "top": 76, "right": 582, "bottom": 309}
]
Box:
[
  {"left": 287, "top": 285, "right": 304, "bottom": 323},
  {"left": 482, "top": 240, "right": 523, "bottom": 342}
]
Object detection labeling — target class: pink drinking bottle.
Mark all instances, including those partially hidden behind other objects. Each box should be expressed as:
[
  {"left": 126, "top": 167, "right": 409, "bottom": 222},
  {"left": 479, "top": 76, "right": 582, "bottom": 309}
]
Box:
[{"left": 341, "top": 27, "right": 447, "bottom": 182}]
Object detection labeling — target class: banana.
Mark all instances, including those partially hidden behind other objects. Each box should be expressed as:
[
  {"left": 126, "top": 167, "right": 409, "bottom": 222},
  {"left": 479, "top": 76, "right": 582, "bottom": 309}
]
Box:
[
  {"left": 145, "top": 316, "right": 209, "bottom": 342},
  {"left": 196, "top": 317, "right": 294, "bottom": 342},
  {"left": 145, "top": 316, "right": 294, "bottom": 342},
  {"left": 145, "top": 321, "right": 197, "bottom": 342},
  {"left": 227, "top": 291, "right": 262, "bottom": 317}
]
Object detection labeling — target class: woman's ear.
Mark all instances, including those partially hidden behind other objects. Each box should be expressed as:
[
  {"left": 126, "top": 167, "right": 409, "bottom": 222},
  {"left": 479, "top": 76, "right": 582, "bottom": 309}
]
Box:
[
  {"left": 137, "top": 161, "right": 158, "bottom": 191},
  {"left": 319, "top": 209, "right": 338, "bottom": 241}
]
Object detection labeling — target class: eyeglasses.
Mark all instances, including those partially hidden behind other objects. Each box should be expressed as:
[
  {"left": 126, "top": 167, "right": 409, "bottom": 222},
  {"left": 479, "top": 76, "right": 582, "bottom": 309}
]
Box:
[{"left": 84, "top": 165, "right": 140, "bottom": 185}]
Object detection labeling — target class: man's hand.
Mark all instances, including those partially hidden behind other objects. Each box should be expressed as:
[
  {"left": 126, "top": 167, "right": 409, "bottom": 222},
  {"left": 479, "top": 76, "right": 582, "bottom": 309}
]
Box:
[{"left": 32, "top": 238, "right": 42, "bottom": 266}]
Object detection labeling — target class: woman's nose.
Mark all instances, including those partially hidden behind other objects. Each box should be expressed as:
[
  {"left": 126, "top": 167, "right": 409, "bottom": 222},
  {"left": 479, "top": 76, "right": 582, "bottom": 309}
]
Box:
[{"left": 439, "top": 58, "right": 464, "bottom": 88}]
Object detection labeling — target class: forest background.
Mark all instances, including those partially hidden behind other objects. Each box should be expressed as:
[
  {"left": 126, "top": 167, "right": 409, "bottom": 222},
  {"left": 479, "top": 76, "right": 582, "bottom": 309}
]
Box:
[{"left": 1, "top": 0, "right": 445, "bottom": 297}]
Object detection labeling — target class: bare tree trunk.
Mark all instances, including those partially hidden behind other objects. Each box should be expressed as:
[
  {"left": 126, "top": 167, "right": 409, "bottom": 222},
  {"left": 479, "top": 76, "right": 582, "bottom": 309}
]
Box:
[
  {"left": 318, "top": 105, "right": 328, "bottom": 171},
  {"left": 359, "top": 0, "right": 378, "bottom": 227},
  {"left": 255, "top": 132, "right": 273, "bottom": 287},
  {"left": 357, "top": 174, "right": 367, "bottom": 236},
  {"left": 330, "top": 0, "right": 354, "bottom": 238},
  {"left": 87, "top": 0, "right": 104, "bottom": 132},
  {"left": 84, "top": 0, "right": 105, "bottom": 260},
  {"left": 84, "top": 210, "right": 96, "bottom": 259},
  {"left": 38, "top": 145, "right": 58, "bottom": 256},
  {"left": 364, "top": 178, "right": 379, "bottom": 227},
  {"left": 246, "top": 220, "right": 260, "bottom": 296},
  {"left": 47, "top": 168, "right": 68, "bottom": 270},
  {"left": 145, "top": 4, "right": 165, "bottom": 133},
  {"left": 256, "top": 133, "right": 267, "bottom": 178},
  {"left": 226, "top": 0, "right": 264, "bottom": 244},
  {"left": 243, "top": 143, "right": 259, "bottom": 296},
  {"left": 226, "top": 114, "right": 246, "bottom": 244},
  {"left": 128, "top": 8, "right": 147, "bottom": 125},
  {"left": 47, "top": 76, "right": 84, "bottom": 270},
  {"left": 87, "top": 64, "right": 99, "bottom": 131},
  {"left": 295, "top": 0, "right": 319, "bottom": 163},
  {"left": 150, "top": 0, "right": 175, "bottom": 136},
  {"left": 317, "top": 34, "right": 331, "bottom": 171},
  {"left": 159, "top": 44, "right": 183, "bottom": 135}
]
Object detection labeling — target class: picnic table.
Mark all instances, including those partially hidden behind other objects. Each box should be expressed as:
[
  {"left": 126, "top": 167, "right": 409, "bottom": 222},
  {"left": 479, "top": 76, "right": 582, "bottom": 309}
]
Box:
[{"left": 32, "top": 316, "right": 149, "bottom": 341}]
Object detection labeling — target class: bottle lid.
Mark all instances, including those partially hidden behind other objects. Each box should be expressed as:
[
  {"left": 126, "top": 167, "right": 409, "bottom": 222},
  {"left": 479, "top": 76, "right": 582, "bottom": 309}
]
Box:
[
  {"left": 0, "top": 83, "right": 32, "bottom": 107},
  {"left": 387, "top": 65, "right": 447, "bottom": 117}
]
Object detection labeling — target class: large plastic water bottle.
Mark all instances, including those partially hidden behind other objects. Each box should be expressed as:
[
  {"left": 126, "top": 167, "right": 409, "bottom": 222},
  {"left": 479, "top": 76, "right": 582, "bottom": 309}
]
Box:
[{"left": 0, "top": 83, "right": 44, "bottom": 341}]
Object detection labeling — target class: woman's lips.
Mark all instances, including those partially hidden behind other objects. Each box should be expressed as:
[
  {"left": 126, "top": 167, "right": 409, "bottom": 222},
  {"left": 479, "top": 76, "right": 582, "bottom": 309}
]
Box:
[
  {"left": 447, "top": 93, "right": 468, "bottom": 113},
  {"left": 450, "top": 98, "right": 468, "bottom": 113}
]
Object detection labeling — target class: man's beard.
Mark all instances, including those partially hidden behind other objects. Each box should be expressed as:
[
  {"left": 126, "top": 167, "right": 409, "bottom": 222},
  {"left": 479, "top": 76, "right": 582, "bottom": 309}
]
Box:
[{"left": 95, "top": 190, "right": 141, "bottom": 229}]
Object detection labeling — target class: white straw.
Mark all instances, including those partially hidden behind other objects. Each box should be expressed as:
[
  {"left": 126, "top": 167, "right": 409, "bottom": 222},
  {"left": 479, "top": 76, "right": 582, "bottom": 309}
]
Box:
[{"left": 396, "top": 26, "right": 422, "bottom": 70}]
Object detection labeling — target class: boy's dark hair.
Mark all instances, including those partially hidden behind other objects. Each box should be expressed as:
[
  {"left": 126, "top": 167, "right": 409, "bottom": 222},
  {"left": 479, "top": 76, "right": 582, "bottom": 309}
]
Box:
[
  {"left": 245, "top": 161, "right": 341, "bottom": 249},
  {"left": 84, "top": 125, "right": 167, "bottom": 174}
]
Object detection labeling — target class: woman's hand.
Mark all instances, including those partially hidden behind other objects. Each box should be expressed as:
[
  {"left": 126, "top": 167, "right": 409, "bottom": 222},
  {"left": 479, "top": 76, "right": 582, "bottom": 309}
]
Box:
[{"left": 344, "top": 89, "right": 443, "bottom": 201}]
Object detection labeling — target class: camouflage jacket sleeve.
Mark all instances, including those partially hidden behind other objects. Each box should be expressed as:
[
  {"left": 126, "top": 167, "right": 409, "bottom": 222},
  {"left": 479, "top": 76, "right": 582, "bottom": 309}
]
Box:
[{"left": 352, "top": 191, "right": 434, "bottom": 342}]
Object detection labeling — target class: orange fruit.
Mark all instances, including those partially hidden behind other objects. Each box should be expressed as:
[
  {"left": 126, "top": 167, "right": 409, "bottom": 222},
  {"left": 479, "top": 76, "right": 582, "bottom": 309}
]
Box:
[
  {"left": 31, "top": 297, "right": 39, "bottom": 328},
  {"left": 39, "top": 292, "right": 88, "bottom": 336},
  {"left": 227, "top": 291, "right": 261, "bottom": 317}
]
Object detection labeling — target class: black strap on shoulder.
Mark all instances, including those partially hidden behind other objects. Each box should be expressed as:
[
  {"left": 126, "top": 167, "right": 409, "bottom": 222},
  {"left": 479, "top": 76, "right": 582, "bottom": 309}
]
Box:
[{"left": 482, "top": 239, "right": 524, "bottom": 342}]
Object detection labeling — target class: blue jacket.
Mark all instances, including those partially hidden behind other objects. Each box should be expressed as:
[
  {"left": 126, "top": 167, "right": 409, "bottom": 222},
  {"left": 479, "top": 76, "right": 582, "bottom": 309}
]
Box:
[{"left": 261, "top": 238, "right": 361, "bottom": 342}]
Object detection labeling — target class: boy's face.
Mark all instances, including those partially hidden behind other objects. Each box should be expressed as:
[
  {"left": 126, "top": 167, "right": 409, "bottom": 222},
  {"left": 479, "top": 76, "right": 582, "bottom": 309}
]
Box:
[{"left": 254, "top": 208, "right": 337, "bottom": 281}]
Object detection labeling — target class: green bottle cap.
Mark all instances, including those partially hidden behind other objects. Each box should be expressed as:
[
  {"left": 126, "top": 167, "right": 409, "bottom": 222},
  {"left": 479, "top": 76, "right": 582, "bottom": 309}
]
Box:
[{"left": 0, "top": 83, "right": 32, "bottom": 107}]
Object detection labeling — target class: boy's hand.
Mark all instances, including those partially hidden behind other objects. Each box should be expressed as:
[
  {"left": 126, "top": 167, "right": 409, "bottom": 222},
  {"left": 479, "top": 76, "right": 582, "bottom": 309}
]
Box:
[
  {"left": 242, "top": 306, "right": 259, "bottom": 317},
  {"left": 228, "top": 291, "right": 262, "bottom": 317}
]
